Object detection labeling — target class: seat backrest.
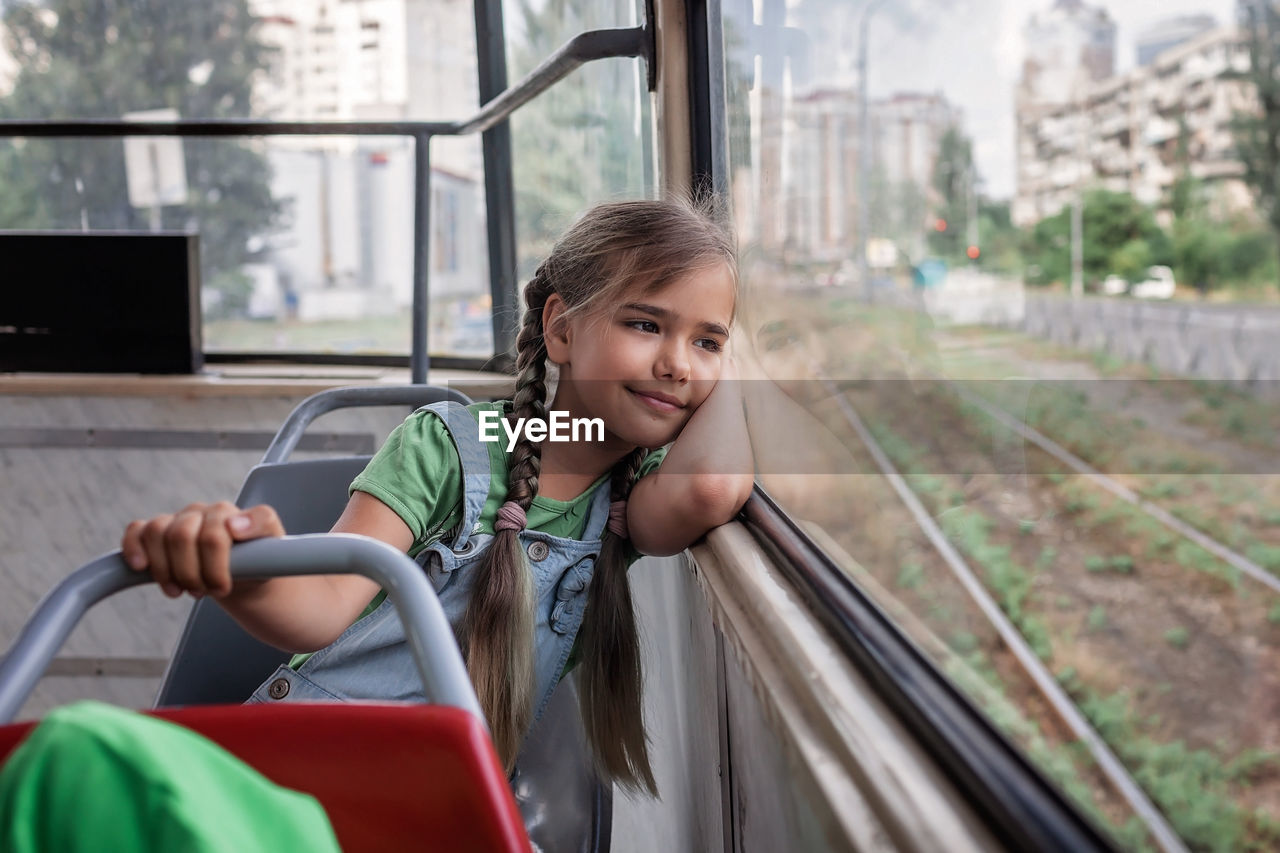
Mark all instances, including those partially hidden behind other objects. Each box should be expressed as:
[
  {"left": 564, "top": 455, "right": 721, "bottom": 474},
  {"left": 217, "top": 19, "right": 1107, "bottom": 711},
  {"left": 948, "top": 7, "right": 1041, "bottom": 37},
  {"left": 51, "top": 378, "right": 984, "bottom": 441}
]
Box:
[
  {"left": 0, "top": 703, "right": 531, "bottom": 853},
  {"left": 154, "top": 457, "right": 371, "bottom": 707}
]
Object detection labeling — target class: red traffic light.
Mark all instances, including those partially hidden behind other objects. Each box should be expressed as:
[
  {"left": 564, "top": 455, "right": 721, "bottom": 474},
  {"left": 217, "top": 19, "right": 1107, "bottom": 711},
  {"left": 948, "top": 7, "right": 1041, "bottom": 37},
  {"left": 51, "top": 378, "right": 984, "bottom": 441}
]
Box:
[
  {"left": 966, "top": 245, "right": 980, "bottom": 260},
  {"left": 934, "top": 218, "right": 947, "bottom": 232}
]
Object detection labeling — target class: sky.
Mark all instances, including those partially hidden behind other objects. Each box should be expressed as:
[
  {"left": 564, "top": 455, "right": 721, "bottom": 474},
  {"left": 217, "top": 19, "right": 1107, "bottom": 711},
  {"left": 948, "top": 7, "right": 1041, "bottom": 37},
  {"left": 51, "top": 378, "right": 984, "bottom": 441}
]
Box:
[{"left": 845, "top": 0, "right": 1239, "bottom": 199}]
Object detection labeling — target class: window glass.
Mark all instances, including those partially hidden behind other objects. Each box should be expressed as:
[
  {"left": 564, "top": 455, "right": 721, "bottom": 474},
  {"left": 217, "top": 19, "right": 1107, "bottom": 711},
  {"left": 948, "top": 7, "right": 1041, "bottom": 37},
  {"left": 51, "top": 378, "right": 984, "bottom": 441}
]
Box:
[
  {"left": 503, "top": 0, "right": 653, "bottom": 282},
  {"left": 0, "top": 0, "right": 489, "bottom": 358},
  {"left": 724, "top": 0, "right": 1280, "bottom": 849}
]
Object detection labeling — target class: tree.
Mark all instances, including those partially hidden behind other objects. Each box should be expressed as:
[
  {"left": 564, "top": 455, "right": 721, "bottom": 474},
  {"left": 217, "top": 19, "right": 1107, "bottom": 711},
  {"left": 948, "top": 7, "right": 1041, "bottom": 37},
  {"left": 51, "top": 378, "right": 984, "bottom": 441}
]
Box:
[
  {"left": 0, "top": 0, "right": 279, "bottom": 315},
  {"left": 1023, "top": 189, "right": 1171, "bottom": 287},
  {"left": 866, "top": 167, "right": 928, "bottom": 263},
  {"left": 506, "top": 0, "right": 650, "bottom": 281},
  {"left": 927, "top": 125, "right": 975, "bottom": 259},
  {"left": 1232, "top": 1, "right": 1280, "bottom": 273},
  {"left": 974, "top": 197, "right": 1022, "bottom": 274}
]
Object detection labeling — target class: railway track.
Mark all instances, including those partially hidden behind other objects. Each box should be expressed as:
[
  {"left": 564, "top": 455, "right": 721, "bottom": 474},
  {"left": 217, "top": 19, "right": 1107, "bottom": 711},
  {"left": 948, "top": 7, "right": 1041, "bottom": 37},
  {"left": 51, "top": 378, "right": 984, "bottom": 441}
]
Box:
[{"left": 819, "top": 371, "right": 1190, "bottom": 853}]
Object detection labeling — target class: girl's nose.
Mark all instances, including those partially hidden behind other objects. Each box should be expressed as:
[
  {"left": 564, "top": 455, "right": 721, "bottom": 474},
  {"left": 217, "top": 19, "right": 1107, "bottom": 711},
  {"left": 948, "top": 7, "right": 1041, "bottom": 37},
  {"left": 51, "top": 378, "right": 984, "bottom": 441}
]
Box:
[{"left": 654, "top": 340, "right": 690, "bottom": 382}]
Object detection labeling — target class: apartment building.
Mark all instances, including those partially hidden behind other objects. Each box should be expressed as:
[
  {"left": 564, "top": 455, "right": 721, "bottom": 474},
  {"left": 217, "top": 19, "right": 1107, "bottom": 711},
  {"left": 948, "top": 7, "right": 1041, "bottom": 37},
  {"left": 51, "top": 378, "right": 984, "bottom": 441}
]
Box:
[
  {"left": 1014, "top": 26, "right": 1254, "bottom": 227},
  {"left": 248, "top": 0, "right": 485, "bottom": 320},
  {"left": 764, "top": 87, "right": 958, "bottom": 264}
]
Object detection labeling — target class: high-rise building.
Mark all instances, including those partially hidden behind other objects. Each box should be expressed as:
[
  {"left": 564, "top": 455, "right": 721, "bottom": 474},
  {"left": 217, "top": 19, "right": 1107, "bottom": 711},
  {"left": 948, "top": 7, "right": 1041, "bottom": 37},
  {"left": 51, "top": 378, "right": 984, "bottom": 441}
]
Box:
[
  {"left": 247, "top": 0, "right": 485, "bottom": 319},
  {"left": 1014, "top": 26, "right": 1253, "bottom": 227},
  {"left": 1020, "top": 0, "right": 1116, "bottom": 106},
  {"left": 1136, "top": 15, "right": 1217, "bottom": 67}
]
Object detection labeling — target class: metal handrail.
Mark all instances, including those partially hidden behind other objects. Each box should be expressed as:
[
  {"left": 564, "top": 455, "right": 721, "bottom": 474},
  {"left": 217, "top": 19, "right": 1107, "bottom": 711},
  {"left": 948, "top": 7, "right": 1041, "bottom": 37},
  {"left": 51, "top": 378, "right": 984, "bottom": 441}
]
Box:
[
  {"left": 259, "top": 385, "right": 470, "bottom": 465},
  {"left": 0, "top": 535, "right": 483, "bottom": 724},
  {"left": 0, "top": 26, "right": 650, "bottom": 383}
]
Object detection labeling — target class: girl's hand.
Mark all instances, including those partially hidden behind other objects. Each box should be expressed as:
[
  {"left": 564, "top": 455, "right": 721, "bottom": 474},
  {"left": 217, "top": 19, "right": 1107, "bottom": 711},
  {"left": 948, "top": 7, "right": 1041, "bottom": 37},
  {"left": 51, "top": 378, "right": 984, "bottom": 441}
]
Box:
[
  {"left": 627, "top": 352, "right": 755, "bottom": 556},
  {"left": 121, "top": 503, "right": 284, "bottom": 599}
]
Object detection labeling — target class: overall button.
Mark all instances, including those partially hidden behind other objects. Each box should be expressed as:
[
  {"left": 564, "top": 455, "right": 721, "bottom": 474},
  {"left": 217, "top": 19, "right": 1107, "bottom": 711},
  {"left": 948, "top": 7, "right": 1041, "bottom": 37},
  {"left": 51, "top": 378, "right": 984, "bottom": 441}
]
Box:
[
  {"left": 267, "top": 677, "right": 291, "bottom": 700},
  {"left": 527, "top": 540, "right": 550, "bottom": 562}
]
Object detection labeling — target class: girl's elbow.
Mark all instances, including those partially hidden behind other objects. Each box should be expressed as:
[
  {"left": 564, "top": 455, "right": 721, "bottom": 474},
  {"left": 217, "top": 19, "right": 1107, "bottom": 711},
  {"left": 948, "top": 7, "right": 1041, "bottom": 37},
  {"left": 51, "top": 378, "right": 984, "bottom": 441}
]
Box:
[{"left": 690, "top": 473, "right": 753, "bottom": 524}]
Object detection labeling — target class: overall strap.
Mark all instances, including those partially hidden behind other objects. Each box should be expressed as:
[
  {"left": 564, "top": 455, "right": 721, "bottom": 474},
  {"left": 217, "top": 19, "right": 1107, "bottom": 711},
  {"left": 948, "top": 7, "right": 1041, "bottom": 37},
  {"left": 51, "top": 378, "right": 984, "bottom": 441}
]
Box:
[
  {"left": 579, "top": 477, "right": 613, "bottom": 544},
  {"left": 421, "top": 400, "right": 491, "bottom": 549}
]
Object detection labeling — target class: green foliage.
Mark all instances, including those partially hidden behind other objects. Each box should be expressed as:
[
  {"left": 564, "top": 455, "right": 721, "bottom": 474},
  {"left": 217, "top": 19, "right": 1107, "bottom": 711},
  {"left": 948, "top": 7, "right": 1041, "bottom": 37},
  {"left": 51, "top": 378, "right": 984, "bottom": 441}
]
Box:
[
  {"left": 973, "top": 197, "right": 1023, "bottom": 274},
  {"left": 896, "top": 560, "right": 925, "bottom": 590},
  {"left": 927, "top": 125, "right": 975, "bottom": 260},
  {"left": 0, "top": 0, "right": 280, "bottom": 310},
  {"left": 1111, "top": 238, "right": 1153, "bottom": 283},
  {"left": 1268, "top": 602, "right": 1280, "bottom": 625},
  {"left": 1086, "top": 605, "right": 1107, "bottom": 631},
  {"left": 507, "top": 0, "right": 651, "bottom": 280},
  {"left": 1173, "top": 214, "right": 1275, "bottom": 292},
  {"left": 867, "top": 169, "right": 929, "bottom": 264},
  {"left": 1163, "top": 627, "right": 1190, "bottom": 649},
  {"left": 1231, "top": 1, "right": 1280, "bottom": 273},
  {"left": 1022, "top": 189, "right": 1171, "bottom": 288},
  {"left": 1070, "top": 686, "right": 1280, "bottom": 851},
  {"left": 940, "top": 507, "right": 1053, "bottom": 660},
  {"left": 1085, "top": 554, "right": 1135, "bottom": 574}
]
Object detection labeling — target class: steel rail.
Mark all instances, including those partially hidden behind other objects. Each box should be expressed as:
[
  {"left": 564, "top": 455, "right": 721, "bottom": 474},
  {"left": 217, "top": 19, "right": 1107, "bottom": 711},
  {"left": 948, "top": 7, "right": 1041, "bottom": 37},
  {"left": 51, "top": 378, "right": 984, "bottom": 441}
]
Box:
[
  {"left": 739, "top": 488, "right": 1119, "bottom": 853},
  {"left": 950, "top": 384, "right": 1280, "bottom": 596},
  {"left": 822, "top": 374, "right": 1190, "bottom": 853}
]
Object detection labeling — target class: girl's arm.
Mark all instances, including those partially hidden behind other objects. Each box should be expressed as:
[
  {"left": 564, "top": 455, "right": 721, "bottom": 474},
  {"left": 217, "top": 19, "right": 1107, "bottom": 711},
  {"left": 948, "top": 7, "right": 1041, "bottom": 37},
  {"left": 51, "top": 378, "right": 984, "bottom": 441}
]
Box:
[
  {"left": 627, "top": 360, "right": 754, "bottom": 556},
  {"left": 122, "top": 491, "right": 413, "bottom": 653}
]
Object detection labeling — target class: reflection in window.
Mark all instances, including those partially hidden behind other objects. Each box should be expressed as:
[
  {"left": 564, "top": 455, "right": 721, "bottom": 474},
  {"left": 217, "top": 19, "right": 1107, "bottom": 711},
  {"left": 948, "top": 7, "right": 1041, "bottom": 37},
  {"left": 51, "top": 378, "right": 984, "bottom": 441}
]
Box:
[{"left": 725, "top": 0, "right": 1280, "bottom": 849}]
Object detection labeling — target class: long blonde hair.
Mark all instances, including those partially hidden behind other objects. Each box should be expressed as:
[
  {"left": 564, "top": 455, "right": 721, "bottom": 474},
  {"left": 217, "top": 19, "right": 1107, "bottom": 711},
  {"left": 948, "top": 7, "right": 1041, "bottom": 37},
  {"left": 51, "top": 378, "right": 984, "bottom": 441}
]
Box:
[{"left": 459, "top": 197, "right": 737, "bottom": 794}]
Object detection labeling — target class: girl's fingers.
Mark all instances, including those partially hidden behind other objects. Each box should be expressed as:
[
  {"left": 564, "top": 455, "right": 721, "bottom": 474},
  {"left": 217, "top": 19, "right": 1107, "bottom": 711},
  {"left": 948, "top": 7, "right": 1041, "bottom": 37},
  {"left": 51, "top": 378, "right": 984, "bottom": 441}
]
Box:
[
  {"left": 121, "top": 519, "right": 150, "bottom": 571},
  {"left": 164, "top": 507, "right": 207, "bottom": 596},
  {"left": 137, "top": 514, "right": 178, "bottom": 596},
  {"left": 197, "top": 502, "right": 240, "bottom": 597},
  {"left": 228, "top": 504, "right": 285, "bottom": 541},
  {"left": 123, "top": 502, "right": 283, "bottom": 599}
]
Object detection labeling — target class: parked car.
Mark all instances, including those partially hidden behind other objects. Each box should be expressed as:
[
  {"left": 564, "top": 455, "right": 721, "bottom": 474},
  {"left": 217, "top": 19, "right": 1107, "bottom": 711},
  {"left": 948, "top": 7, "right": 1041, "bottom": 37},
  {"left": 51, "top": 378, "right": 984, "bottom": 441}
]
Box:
[
  {"left": 1129, "top": 265, "right": 1176, "bottom": 299},
  {"left": 1101, "top": 274, "right": 1128, "bottom": 296}
]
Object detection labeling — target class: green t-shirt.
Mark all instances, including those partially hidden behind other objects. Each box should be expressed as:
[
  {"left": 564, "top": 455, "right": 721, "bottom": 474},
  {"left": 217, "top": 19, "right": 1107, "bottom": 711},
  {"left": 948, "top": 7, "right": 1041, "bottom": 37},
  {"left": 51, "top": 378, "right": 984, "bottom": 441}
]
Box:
[
  {"left": 290, "top": 402, "right": 666, "bottom": 670},
  {"left": 350, "top": 401, "right": 666, "bottom": 553}
]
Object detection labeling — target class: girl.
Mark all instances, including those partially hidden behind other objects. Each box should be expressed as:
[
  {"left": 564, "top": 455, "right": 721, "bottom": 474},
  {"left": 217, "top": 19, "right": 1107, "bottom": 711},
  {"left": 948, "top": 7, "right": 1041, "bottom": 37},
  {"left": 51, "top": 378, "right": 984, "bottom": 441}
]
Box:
[{"left": 118, "top": 197, "right": 754, "bottom": 794}]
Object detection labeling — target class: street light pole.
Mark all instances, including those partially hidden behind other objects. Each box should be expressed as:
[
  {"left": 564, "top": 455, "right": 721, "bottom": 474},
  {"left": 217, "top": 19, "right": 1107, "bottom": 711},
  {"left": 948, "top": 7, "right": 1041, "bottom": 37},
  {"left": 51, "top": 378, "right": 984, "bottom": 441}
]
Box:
[
  {"left": 1070, "top": 82, "right": 1087, "bottom": 299},
  {"left": 856, "top": 0, "right": 888, "bottom": 299}
]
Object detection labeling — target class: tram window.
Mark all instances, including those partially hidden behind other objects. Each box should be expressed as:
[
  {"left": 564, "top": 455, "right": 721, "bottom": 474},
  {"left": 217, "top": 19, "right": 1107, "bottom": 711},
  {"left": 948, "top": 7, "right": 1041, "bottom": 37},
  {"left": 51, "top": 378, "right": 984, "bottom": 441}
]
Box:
[
  {"left": 0, "top": 0, "right": 491, "bottom": 360},
  {"left": 503, "top": 0, "right": 653, "bottom": 280},
  {"left": 723, "top": 0, "right": 1280, "bottom": 849}
]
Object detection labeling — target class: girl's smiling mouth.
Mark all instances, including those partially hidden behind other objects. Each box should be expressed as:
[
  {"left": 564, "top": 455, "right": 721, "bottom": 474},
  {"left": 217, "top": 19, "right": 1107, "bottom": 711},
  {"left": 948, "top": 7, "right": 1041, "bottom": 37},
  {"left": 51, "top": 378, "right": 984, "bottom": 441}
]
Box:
[{"left": 629, "top": 389, "right": 686, "bottom": 412}]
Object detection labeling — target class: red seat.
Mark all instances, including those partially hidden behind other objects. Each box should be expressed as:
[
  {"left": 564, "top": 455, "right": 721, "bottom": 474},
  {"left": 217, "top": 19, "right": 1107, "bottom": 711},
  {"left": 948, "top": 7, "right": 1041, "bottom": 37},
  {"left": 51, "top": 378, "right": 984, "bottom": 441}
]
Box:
[{"left": 0, "top": 703, "right": 531, "bottom": 853}]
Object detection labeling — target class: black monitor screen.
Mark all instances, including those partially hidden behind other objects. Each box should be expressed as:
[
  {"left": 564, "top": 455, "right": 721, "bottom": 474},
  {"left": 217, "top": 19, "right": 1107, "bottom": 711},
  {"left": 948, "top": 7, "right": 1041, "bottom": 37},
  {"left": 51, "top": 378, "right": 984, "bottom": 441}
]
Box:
[{"left": 0, "top": 232, "right": 202, "bottom": 374}]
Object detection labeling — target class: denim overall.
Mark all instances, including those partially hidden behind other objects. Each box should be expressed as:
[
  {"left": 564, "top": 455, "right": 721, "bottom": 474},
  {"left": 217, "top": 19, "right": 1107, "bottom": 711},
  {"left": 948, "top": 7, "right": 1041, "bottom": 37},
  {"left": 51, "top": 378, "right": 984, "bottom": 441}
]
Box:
[{"left": 247, "top": 400, "right": 610, "bottom": 727}]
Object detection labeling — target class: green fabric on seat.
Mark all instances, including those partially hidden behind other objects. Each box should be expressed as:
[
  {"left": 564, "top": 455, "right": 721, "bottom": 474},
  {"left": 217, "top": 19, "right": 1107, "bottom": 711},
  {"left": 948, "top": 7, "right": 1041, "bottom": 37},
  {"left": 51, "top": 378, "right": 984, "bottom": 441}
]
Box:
[{"left": 0, "top": 701, "right": 340, "bottom": 853}]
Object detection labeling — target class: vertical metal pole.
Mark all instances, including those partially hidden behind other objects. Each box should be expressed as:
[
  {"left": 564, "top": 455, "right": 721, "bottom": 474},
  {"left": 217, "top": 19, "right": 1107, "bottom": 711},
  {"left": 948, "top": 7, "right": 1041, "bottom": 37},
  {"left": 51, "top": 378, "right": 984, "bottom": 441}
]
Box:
[
  {"left": 1070, "top": 193, "right": 1083, "bottom": 299},
  {"left": 856, "top": 0, "right": 885, "bottom": 299},
  {"left": 412, "top": 132, "right": 432, "bottom": 384},
  {"left": 475, "top": 0, "right": 519, "bottom": 364},
  {"left": 1070, "top": 92, "right": 1085, "bottom": 300}
]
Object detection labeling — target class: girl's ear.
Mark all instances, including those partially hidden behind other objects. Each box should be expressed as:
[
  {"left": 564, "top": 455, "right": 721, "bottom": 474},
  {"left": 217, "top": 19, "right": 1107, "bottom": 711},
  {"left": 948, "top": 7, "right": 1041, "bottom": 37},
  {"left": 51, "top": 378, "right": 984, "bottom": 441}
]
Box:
[{"left": 543, "top": 294, "right": 572, "bottom": 365}]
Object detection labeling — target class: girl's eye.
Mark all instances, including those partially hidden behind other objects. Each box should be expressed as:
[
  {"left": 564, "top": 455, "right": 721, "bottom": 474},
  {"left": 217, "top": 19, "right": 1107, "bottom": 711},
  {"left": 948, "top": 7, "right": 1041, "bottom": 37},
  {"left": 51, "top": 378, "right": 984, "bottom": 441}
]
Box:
[
  {"left": 695, "top": 338, "right": 724, "bottom": 352},
  {"left": 626, "top": 319, "right": 659, "bottom": 333}
]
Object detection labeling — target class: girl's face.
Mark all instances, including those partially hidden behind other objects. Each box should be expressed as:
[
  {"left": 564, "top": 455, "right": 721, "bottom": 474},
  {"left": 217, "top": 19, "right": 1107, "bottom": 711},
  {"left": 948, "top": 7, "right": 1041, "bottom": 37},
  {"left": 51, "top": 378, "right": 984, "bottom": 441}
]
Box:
[{"left": 545, "top": 262, "right": 735, "bottom": 449}]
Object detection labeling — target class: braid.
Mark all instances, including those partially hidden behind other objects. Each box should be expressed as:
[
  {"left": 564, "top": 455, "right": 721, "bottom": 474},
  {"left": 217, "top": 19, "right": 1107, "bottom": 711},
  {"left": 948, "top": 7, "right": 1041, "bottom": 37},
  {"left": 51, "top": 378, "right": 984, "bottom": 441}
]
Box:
[
  {"left": 578, "top": 446, "right": 657, "bottom": 795},
  {"left": 506, "top": 266, "right": 553, "bottom": 508},
  {"left": 460, "top": 264, "right": 555, "bottom": 770}
]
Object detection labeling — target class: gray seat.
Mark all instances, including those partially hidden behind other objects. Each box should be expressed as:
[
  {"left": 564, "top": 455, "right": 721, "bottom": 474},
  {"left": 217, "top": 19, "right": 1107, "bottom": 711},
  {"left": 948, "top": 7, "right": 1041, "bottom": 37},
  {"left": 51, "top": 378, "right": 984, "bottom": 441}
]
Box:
[{"left": 152, "top": 386, "right": 610, "bottom": 853}]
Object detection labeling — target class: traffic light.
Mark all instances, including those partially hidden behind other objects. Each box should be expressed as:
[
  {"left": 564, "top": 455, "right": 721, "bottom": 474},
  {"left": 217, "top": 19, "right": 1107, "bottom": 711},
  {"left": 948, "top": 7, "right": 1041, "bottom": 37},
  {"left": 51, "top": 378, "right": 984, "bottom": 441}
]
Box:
[
  {"left": 966, "top": 245, "right": 980, "bottom": 260},
  {"left": 934, "top": 218, "right": 947, "bottom": 232}
]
